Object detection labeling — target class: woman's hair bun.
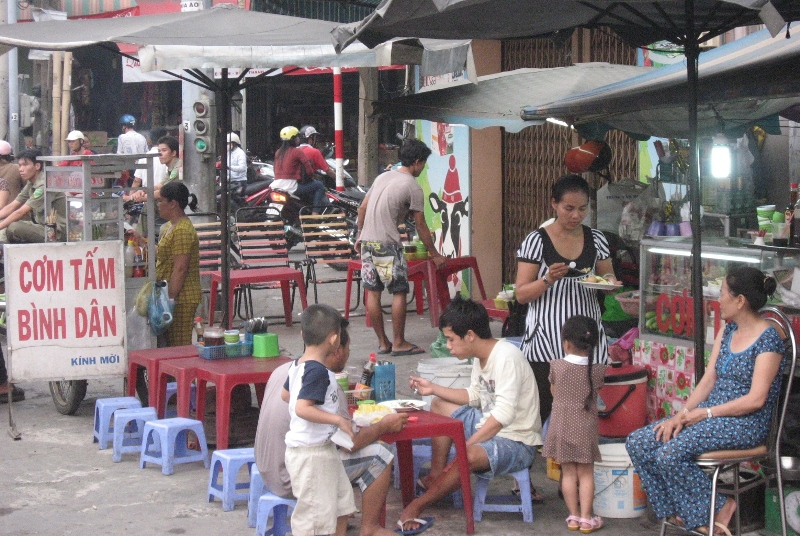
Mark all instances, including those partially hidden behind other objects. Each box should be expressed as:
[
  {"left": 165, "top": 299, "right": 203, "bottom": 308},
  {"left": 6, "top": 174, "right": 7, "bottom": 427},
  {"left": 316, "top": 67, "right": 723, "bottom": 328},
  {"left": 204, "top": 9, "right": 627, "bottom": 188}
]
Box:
[{"left": 763, "top": 276, "right": 777, "bottom": 296}]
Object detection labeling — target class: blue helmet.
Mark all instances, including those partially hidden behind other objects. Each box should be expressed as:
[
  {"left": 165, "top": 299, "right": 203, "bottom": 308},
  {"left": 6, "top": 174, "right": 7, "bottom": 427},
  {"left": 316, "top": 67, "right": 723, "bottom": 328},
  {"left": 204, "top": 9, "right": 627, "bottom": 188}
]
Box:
[{"left": 120, "top": 114, "right": 136, "bottom": 127}]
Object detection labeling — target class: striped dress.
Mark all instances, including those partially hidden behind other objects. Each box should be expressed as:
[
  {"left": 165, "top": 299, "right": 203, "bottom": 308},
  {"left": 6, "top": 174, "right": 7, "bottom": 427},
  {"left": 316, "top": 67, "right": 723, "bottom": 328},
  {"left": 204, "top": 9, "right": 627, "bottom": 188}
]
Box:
[{"left": 516, "top": 225, "right": 610, "bottom": 365}]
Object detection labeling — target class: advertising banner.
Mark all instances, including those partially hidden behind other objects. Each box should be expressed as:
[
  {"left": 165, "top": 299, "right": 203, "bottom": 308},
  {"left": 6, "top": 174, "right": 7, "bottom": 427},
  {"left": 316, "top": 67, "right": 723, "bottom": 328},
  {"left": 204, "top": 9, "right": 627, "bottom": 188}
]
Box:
[{"left": 5, "top": 241, "right": 126, "bottom": 382}]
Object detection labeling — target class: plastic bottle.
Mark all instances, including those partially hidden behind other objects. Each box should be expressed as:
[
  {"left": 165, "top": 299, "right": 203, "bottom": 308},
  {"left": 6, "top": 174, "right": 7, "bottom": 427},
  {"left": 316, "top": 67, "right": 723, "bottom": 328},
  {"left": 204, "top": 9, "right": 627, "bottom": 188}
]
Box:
[
  {"left": 124, "top": 240, "right": 135, "bottom": 277},
  {"left": 358, "top": 353, "right": 378, "bottom": 386},
  {"left": 194, "top": 317, "right": 205, "bottom": 344}
]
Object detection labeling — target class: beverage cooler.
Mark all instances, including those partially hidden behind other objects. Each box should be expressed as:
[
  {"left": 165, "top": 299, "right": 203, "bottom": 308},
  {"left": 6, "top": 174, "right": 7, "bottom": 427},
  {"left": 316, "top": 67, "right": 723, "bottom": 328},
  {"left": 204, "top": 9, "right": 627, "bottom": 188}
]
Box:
[{"left": 633, "top": 236, "right": 800, "bottom": 420}]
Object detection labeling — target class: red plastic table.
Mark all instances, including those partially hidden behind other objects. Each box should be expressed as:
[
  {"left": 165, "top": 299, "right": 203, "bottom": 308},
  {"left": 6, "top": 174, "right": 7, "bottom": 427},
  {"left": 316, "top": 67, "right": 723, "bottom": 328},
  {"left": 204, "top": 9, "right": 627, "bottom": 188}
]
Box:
[
  {"left": 194, "top": 356, "right": 291, "bottom": 450},
  {"left": 156, "top": 356, "right": 201, "bottom": 418},
  {"left": 481, "top": 299, "right": 510, "bottom": 322},
  {"left": 208, "top": 267, "right": 309, "bottom": 328},
  {"left": 126, "top": 345, "right": 198, "bottom": 408},
  {"left": 407, "top": 256, "right": 488, "bottom": 327},
  {"left": 380, "top": 410, "right": 475, "bottom": 534}
]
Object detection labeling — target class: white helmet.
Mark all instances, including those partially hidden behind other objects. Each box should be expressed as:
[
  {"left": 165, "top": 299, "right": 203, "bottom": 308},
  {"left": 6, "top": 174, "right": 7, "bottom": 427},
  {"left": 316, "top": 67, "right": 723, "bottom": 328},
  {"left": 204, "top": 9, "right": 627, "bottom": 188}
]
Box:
[
  {"left": 227, "top": 132, "right": 241, "bottom": 145},
  {"left": 65, "top": 130, "right": 85, "bottom": 141},
  {"left": 299, "top": 125, "right": 318, "bottom": 139}
]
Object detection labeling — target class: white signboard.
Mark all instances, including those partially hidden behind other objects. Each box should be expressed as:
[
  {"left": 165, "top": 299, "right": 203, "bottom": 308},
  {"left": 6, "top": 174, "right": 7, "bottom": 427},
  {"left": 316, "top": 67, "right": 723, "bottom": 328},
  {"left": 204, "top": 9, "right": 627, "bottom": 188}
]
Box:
[{"left": 6, "top": 241, "right": 127, "bottom": 382}]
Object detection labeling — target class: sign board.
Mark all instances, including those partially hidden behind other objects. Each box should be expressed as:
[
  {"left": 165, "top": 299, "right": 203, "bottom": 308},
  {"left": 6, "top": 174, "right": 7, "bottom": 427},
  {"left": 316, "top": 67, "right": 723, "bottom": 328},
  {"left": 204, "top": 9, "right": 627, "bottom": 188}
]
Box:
[
  {"left": 46, "top": 168, "right": 106, "bottom": 189},
  {"left": 6, "top": 241, "right": 127, "bottom": 382}
]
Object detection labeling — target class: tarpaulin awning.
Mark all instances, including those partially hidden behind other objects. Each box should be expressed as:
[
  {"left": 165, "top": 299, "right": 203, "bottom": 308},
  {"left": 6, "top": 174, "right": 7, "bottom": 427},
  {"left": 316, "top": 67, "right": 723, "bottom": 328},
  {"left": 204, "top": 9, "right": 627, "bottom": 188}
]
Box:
[
  {"left": 372, "top": 63, "right": 650, "bottom": 132},
  {"left": 0, "top": 4, "right": 471, "bottom": 76},
  {"left": 519, "top": 26, "right": 800, "bottom": 138}
]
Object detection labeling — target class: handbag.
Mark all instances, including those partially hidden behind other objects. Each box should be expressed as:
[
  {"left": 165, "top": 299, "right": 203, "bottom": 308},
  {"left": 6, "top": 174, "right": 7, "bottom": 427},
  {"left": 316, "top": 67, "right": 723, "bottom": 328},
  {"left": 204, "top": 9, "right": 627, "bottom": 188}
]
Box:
[{"left": 148, "top": 280, "right": 174, "bottom": 336}]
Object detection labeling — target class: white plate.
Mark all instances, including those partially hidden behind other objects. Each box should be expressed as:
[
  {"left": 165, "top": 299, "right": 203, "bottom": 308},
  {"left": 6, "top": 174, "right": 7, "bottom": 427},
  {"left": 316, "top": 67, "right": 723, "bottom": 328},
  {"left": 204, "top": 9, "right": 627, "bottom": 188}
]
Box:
[
  {"left": 379, "top": 399, "right": 425, "bottom": 411},
  {"left": 578, "top": 281, "right": 622, "bottom": 290}
]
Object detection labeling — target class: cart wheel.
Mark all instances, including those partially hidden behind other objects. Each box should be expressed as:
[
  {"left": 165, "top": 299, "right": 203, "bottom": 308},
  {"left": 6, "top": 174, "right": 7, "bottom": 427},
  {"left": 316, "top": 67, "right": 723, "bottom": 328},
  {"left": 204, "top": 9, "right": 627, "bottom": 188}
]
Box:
[{"left": 49, "top": 380, "right": 88, "bottom": 415}]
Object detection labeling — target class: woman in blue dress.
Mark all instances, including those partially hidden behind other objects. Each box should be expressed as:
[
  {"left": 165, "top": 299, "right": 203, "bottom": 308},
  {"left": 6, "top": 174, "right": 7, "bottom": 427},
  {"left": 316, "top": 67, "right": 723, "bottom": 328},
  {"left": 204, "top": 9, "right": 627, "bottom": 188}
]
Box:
[{"left": 626, "top": 266, "right": 786, "bottom": 534}]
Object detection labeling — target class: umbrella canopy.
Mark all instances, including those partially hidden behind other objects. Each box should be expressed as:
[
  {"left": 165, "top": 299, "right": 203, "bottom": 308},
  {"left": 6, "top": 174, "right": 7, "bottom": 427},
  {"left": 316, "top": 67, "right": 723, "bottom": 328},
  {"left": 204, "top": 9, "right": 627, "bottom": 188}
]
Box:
[
  {"left": 333, "top": 0, "right": 800, "bottom": 52},
  {"left": 332, "top": 0, "right": 800, "bottom": 375},
  {"left": 372, "top": 63, "right": 650, "bottom": 132},
  {"left": 520, "top": 27, "right": 800, "bottom": 138}
]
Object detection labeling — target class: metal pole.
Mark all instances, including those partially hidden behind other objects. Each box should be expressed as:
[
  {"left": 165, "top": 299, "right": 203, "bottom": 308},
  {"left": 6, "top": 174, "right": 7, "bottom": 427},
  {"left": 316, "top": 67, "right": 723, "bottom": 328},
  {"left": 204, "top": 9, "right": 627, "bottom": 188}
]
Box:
[
  {"left": 6, "top": 0, "right": 18, "bottom": 152},
  {"left": 217, "top": 70, "right": 230, "bottom": 328},
  {"left": 686, "top": 0, "right": 705, "bottom": 379}
]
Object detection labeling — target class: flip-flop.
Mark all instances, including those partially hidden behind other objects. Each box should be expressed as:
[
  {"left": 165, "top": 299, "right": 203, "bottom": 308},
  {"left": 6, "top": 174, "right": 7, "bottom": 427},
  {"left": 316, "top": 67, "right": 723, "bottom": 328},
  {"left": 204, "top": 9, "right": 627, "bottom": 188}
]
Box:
[
  {"left": 377, "top": 344, "right": 393, "bottom": 355},
  {"left": 395, "top": 517, "right": 434, "bottom": 535},
  {"left": 511, "top": 483, "right": 545, "bottom": 504},
  {"left": 391, "top": 344, "right": 426, "bottom": 357},
  {"left": 713, "top": 522, "right": 732, "bottom": 536}
]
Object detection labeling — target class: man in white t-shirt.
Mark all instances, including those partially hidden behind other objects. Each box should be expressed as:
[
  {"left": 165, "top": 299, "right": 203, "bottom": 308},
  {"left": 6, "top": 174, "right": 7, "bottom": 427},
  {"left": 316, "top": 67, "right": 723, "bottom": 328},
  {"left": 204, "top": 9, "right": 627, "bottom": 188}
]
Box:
[
  {"left": 117, "top": 114, "right": 147, "bottom": 155},
  {"left": 400, "top": 296, "right": 542, "bottom": 535}
]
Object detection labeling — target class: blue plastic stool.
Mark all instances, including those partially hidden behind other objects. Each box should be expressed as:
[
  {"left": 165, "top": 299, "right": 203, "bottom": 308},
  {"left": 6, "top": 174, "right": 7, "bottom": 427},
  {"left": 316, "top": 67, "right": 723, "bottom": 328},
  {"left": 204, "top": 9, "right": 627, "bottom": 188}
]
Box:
[
  {"left": 208, "top": 447, "right": 255, "bottom": 511},
  {"left": 93, "top": 396, "right": 142, "bottom": 450},
  {"left": 139, "top": 417, "right": 209, "bottom": 475},
  {"left": 112, "top": 406, "right": 158, "bottom": 462},
  {"left": 255, "top": 490, "right": 296, "bottom": 536},
  {"left": 164, "top": 382, "right": 197, "bottom": 418},
  {"left": 248, "top": 463, "right": 267, "bottom": 528},
  {"left": 392, "top": 443, "right": 434, "bottom": 491},
  {"left": 472, "top": 467, "right": 534, "bottom": 523}
]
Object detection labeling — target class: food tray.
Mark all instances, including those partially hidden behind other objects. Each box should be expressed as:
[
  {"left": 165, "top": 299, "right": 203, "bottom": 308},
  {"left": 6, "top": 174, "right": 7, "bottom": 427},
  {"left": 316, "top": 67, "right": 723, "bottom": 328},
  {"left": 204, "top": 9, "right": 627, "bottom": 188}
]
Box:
[
  {"left": 615, "top": 291, "right": 641, "bottom": 317},
  {"left": 344, "top": 387, "right": 373, "bottom": 406},
  {"left": 196, "top": 341, "right": 253, "bottom": 360}
]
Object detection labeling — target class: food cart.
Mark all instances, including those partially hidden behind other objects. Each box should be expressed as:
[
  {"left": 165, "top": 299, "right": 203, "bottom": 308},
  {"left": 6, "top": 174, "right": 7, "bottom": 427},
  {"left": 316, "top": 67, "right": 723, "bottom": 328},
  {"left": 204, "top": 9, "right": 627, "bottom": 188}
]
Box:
[{"left": 6, "top": 153, "right": 158, "bottom": 414}]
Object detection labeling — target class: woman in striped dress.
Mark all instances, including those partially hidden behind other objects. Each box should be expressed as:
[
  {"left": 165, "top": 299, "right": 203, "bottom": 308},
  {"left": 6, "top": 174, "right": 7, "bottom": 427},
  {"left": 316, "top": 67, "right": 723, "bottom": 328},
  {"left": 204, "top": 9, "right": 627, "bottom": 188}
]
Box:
[{"left": 515, "top": 174, "right": 618, "bottom": 425}]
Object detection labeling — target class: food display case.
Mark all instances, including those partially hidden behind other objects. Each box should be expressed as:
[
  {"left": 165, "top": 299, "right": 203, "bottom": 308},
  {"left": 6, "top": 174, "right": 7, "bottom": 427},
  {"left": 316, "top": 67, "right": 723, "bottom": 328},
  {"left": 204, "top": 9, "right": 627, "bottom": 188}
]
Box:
[
  {"left": 633, "top": 236, "right": 800, "bottom": 419},
  {"left": 41, "top": 153, "right": 159, "bottom": 348}
]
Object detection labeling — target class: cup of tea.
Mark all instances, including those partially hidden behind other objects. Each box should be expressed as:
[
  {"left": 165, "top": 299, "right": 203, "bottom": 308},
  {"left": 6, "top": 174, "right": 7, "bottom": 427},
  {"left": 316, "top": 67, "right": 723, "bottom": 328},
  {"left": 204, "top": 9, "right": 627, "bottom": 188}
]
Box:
[{"left": 204, "top": 327, "right": 225, "bottom": 347}]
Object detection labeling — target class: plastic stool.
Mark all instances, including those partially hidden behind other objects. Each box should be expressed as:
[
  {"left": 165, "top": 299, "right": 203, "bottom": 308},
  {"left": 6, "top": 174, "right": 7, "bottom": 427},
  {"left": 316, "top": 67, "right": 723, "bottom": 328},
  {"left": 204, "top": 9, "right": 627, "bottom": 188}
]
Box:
[
  {"left": 112, "top": 406, "right": 158, "bottom": 462},
  {"left": 164, "top": 382, "right": 197, "bottom": 418},
  {"left": 255, "top": 490, "right": 296, "bottom": 536},
  {"left": 208, "top": 447, "right": 255, "bottom": 511},
  {"left": 473, "top": 467, "right": 534, "bottom": 523},
  {"left": 93, "top": 396, "right": 142, "bottom": 450},
  {"left": 139, "top": 417, "right": 210, "bottom": 475},
  {"left": 248, "top": 463, "right": 267, "bottom": 528}
]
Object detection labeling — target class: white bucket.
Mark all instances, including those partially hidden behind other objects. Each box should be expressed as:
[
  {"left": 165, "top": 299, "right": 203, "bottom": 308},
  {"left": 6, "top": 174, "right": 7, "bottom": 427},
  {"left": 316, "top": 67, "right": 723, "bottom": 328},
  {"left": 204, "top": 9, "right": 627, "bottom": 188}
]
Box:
[
  {"left": 416, "top": 358, "right": 472, "bottom": 410},
  {"left": 593, "top": 443, "right": 647, "bottom": 519}
]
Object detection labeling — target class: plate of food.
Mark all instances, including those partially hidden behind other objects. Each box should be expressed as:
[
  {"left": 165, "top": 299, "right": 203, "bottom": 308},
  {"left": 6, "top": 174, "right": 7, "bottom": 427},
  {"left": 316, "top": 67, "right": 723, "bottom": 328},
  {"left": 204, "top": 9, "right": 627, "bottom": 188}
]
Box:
[
  {"left": 379, "top": 399, "right": 426, "bottom": 411},
  {"left": 577, "top": 275, "right": 621, "bottom": 290}
]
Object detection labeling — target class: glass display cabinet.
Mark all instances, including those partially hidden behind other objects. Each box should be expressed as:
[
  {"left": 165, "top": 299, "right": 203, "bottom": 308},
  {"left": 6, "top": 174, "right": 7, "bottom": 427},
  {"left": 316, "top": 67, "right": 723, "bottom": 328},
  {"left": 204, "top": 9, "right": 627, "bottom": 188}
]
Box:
[{"left": 638, "top": 237, "right": 800, "bottom": 346}]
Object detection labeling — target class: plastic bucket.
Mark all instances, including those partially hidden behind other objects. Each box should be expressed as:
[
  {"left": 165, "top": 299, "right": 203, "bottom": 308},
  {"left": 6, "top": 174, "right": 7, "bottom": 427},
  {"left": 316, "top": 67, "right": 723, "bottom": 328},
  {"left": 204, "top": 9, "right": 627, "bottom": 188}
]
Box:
[
  {"left": 597, "top": 365, "right": 648, "bottom": 438},
  {"left": 417, "top": 358, "right": 472, "bottom": 409},
  {"left": 593, "top": 443, "right": 647, "bottom": 518}
]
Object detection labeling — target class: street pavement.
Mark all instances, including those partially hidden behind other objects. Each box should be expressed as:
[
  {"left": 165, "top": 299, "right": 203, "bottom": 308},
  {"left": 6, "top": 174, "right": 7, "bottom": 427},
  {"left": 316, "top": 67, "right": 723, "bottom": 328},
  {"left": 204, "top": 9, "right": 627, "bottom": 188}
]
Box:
[{"left": 0, "top": 261, "right": 760, "bottom": 535}]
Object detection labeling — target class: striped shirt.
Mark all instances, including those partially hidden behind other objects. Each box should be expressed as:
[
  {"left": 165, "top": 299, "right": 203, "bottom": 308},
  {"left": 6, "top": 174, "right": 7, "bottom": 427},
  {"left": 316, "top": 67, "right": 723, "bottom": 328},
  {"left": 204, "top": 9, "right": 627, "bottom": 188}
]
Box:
[{"left": 516, "top": 225, "right": 610, "bottom": 365}]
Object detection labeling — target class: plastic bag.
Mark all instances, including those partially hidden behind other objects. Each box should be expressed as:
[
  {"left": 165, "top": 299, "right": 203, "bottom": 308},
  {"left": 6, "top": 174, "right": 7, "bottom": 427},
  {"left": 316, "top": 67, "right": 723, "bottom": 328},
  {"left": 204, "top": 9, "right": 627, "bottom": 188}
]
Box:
[
  {"left": 148, "top": 280, "right": 174, "bottom": 336},
  {"left": 607, "top": 327, "right": 639, "bottom": 365},
  {"left": 429, "top": 331, "right": 453, "bottom": 358},
  {"left": 135, "top": 281, "right": 153, "bottom": 317},
  {"left": 127, "top": 306, "right": 152, "bottom": 350}
]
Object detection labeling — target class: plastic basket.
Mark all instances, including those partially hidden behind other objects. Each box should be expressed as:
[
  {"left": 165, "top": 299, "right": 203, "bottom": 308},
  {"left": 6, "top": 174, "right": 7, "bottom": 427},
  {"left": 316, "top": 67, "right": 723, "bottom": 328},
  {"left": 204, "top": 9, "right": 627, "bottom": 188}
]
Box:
[
  {"left": 344, "top": 387, "right": 373, "bottom": 406},
  {"left": 615, "top": 291, "right": 641, "bottom": 317},
  {"left": 196, "top": 341, "right": 253, "bottom": 360}
]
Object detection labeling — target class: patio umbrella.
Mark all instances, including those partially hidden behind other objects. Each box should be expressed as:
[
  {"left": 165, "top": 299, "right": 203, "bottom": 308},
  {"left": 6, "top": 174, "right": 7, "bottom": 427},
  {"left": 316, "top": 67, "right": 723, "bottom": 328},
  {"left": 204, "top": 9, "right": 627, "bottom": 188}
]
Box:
[
  {"left": 0, "top": 4, "right": 471, "bottom": 327},
  {"left": 333, "top": 0, "right": 800, "bottom": 377}
]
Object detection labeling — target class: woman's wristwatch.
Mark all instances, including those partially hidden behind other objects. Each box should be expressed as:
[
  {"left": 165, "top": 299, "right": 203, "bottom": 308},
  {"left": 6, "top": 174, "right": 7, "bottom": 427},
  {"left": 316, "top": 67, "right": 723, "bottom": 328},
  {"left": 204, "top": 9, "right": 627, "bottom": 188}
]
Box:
[
  {"left": 706, "top": 407, "right": 713, "bottom": 419},
  {"left": 542, "top": 275, "right": 552, "bottom": 287}
]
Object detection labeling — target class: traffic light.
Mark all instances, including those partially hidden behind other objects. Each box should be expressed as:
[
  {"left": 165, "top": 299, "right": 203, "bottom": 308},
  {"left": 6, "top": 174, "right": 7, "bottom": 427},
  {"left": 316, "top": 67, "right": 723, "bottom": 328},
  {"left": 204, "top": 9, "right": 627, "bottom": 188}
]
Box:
[{"left": 193, "top": 97, "right": 212, "bottom": 154}]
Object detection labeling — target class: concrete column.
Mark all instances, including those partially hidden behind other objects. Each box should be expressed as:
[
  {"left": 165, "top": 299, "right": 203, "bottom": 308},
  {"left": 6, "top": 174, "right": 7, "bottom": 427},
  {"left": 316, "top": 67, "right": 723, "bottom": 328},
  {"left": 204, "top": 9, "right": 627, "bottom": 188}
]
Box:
[{"left": 357, "top": 67, "right": 379, "bottom": 186}]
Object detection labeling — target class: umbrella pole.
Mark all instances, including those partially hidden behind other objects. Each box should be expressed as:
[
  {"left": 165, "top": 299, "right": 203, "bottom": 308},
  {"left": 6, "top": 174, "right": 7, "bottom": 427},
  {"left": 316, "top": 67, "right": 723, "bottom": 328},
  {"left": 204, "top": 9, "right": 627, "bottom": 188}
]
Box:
[
  {"left": 685, "top": 0, "right": 705, "bottom": 379},
  {"left": 217, "top": 70, "right": 231, "bottom": 329}
]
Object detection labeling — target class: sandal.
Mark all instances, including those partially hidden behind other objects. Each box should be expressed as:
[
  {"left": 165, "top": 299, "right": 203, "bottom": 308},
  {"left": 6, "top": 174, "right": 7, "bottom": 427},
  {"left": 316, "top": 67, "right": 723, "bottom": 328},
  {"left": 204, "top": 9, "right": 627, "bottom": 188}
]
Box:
[
  {"left": 579, "top": 515, "right": 604, "bottom": 534},
  {"left": 566, "top": 515, "right": 581, "bottom": 531},
  {"left": 511, "top": 482, "right": 545, "bottom": 504}
]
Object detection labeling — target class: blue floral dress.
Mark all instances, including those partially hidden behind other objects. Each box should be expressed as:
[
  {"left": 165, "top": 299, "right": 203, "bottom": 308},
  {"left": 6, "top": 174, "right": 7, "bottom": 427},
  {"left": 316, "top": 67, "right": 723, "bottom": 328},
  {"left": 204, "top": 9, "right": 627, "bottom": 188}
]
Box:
[{"left": 625, "top": 322, "right": 786, "bottom": 530}]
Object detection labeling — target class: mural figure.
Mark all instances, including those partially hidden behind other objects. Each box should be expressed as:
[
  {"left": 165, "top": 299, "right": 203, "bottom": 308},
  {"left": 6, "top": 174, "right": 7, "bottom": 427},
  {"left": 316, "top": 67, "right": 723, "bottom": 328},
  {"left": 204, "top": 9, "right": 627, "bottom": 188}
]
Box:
[{"left": 429, "top": 154, "right": 470, "bottom": 296}]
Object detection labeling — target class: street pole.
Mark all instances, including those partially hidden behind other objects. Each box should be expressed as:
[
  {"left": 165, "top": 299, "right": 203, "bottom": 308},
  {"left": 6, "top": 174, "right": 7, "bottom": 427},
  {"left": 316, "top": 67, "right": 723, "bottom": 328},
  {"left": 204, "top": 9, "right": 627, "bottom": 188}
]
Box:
[{"left": 7, "top": 0, "right": 18, "bottom": 151}]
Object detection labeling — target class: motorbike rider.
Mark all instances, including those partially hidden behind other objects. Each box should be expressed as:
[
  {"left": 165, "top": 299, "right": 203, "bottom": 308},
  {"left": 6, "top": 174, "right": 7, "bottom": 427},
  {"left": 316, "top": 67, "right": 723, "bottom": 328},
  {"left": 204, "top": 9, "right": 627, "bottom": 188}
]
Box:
[
  {"left": 58, "top": 131, "right": 95, "bottom": 168},
  {"left": 298, "top": 125, "right": 336, "bottom": 182},
  {"left": 0, "top": 140, "right": 23, "bottom": 208},
  {"left": 271, "top": 126, "right": 328, "bottom": 213},
  {"left": 226, "top": 132, "right": 248, "bottom": 185},
  {"left": 117, "top": 114, "right": 148, "bottom": 187}
]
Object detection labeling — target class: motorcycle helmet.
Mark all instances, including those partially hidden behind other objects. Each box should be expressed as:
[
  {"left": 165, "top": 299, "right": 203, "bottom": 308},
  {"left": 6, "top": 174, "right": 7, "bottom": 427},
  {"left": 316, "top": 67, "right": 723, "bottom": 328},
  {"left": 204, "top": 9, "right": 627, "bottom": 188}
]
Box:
[
  {"left": 280, "top": 126, "right": 299, "bottom": 141},
  {"left": 120, "top": 114, "right": 136, "bottom": 128},
  {"left": 564, "top": 140, "right": 612, "bottom": 173},
  {"left": 0, "top": 140, "right": 13, "bottom": 158},
  {"left": 227, "top": 132, "right": 241, "bottom": 145},
  {"left": 299, "top": 125, "right": 317, "bottom": 139},
  {"left": 65, "top": 130, "right": 85, "bottom": 141}
]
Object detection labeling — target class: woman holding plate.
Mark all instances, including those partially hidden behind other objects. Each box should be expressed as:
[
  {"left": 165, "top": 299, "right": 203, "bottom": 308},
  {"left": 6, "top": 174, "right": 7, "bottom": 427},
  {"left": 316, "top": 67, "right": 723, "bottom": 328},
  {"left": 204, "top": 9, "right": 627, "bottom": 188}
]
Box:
[{"left": 515, "top": 174, "right": 618, "bottom": 425}]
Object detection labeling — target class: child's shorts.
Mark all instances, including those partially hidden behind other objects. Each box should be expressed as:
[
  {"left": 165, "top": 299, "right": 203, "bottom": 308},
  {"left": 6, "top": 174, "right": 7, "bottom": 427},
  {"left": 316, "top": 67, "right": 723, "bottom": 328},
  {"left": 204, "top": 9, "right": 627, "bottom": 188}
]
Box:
[{"left": 286, "top": 442, "right": 356, "bottom": 536}]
